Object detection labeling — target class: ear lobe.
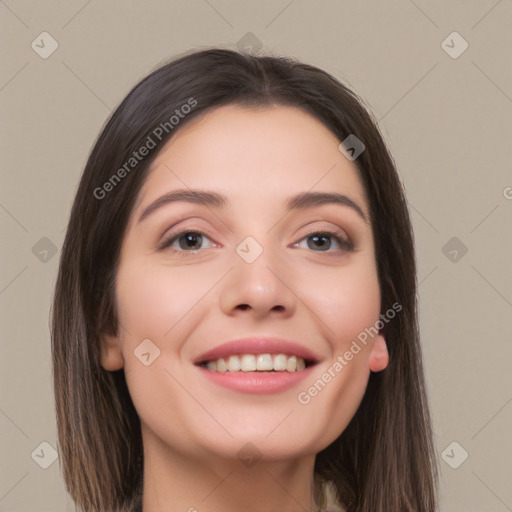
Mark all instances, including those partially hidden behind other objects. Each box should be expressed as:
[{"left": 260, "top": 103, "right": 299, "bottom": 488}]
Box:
[
  {"left": 369, "top": 334, "right": 389, "bottom": 373},
  {"left": 99, "top": 332, "right": 124, "bottom": 371}
]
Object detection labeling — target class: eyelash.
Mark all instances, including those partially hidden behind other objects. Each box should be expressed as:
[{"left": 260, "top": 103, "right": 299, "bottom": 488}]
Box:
[{"left": 158, "top": 229, "right": 354, "bottom": 254}]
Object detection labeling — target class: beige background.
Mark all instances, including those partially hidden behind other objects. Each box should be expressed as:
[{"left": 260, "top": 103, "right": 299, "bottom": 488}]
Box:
[{"left": 1, "top": 1, "right": 511, "bottom": 511}]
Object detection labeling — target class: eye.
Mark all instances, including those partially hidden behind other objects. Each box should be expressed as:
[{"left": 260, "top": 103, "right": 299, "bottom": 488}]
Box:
[
  {"left": 159, "top": 230, "right": 215, "bottom": 252},
  {"left": 159, "top": 229, "right": 353, "bottom": 254},
  {"left": 294, "top": 230, "right": 354, "bottom": 253}
]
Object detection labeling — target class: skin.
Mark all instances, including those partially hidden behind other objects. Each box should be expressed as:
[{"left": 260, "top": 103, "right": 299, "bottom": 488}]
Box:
[{"left": 100, "top": 105, "right": 389, "bottom": 512}]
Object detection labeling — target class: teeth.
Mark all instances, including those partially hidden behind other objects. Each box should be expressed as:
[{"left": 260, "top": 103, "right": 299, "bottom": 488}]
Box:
[
  {"left": 256, "top": 353, "right": 273, "bottom": 371},
  {"left": 228, "top": 355, "right": 241, "bottom": 372},
  {"left": 216, "top": 358, "right": 227, "bottom": 372},
  {"left": 273, "top": 353, "right": 287, "bottom": 371},
  {"left": 241, "top": 354, "right": 256, "bottom": 372},
  {"left": 286, "top": 355, "right": 297, "bottom": 372},
  {"left": 202, "top": 353, "right": 309, "bottom": 373}
]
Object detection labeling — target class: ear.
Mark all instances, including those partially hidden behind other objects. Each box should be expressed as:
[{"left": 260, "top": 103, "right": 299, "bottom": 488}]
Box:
[
  {"left": 369, "top": 333, "right": 389, "bottom": 373},
  {"left": 99, "top": 332, "right": 125, "bottom": 371}
]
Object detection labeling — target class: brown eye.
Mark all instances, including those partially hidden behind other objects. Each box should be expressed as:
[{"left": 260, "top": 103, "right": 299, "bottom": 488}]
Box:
[
  {"left": 160, "top": 230, "right": 214, "bottom": 252},
  {"left": 295, "top": 231, "right": 354, "bottom": 252}
]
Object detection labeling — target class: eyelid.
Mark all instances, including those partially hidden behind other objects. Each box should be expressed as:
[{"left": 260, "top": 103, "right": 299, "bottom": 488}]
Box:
[
  {"left": 158, "top": 215, "right": 218, "bottom": 242},
  {"left": 293, "top": 220, "right": 352, "bottom": 243}
]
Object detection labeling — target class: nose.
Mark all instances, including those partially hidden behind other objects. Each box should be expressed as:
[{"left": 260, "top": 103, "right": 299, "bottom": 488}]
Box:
[{"left": 219, "top": 245, "right": 297, "bottom": 320}]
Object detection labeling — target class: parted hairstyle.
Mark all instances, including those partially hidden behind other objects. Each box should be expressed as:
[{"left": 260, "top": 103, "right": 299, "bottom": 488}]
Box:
[{"left": 50, "top": 47, "right": 439, "bottom": 512}]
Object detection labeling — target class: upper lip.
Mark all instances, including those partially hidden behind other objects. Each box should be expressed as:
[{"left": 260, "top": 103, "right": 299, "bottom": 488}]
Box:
[{"left": 194, "top": 337, "right": 321, "bottom": 365}]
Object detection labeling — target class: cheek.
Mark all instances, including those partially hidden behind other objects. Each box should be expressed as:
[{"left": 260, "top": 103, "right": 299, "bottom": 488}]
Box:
[
  {"left": 115, "top": 260, "right": 205, "bottom": 337},
  {"left": 115, "top": 262, "right": 217, "bottom": 446},
  {"left": 114, "top": 260, "right": 211, "bottom": 386},
  {"left": 291, "top": 258, "right": 380, "bottom": 445},
  {"left": 306, "top": 259, "right": 381, "bottom": 347}
]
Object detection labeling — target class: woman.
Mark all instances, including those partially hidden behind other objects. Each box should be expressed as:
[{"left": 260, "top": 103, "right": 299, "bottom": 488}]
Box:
[{"left": 51, "top": 48, "right": 438, "bottom": 512}]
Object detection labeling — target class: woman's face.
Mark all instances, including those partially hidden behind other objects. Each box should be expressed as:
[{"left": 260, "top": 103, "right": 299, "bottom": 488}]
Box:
[{"left": 100, "top": 104, "right": 388, "bottom": 463}]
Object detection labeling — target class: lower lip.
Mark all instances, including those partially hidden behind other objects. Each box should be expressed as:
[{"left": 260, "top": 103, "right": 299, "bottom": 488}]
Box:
[{"left": 196, "top": 365, "right": 315, "bottom": 394}]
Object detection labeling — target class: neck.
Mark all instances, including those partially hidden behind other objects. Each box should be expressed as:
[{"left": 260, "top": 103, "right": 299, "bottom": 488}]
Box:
[{"left": 140, "top": 426, "right": 319, "bottom": 512}]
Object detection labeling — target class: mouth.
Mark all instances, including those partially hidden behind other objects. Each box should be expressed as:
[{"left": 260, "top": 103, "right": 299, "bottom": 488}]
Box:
[
  {"left": 196, "top": 353, "right": 317, "bottom": 373},
  {"left": 193, "top": 337, "right": 321, "bottom": 394}
]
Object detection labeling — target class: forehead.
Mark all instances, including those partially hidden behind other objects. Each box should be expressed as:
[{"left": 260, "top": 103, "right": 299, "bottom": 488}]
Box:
[{"left": 136, "top": 104, "right": 368, "bottom": 213}]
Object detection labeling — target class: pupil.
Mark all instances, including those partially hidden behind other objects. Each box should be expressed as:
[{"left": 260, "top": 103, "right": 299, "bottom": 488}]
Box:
[
  {"left": 309, "top": 234, "right": 330, "bottom": 251},
  {"left": 180, "top": 233, "right": 201, "bottom": 250}
]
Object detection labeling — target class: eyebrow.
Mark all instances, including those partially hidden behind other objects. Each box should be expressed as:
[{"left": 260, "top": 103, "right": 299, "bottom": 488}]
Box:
[{"left": 137, "top": 189, "right": 368, "bottom": 224}]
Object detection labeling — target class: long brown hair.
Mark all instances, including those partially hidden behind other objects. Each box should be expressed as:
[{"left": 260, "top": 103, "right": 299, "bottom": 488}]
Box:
[{"left": 51, "top": 48, "right": 438, "bottom": 512}]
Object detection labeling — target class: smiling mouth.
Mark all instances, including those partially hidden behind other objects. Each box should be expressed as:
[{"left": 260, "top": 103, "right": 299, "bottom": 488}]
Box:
[{"left": 197, "top": 353, "right": 316, "bottom": 373}]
